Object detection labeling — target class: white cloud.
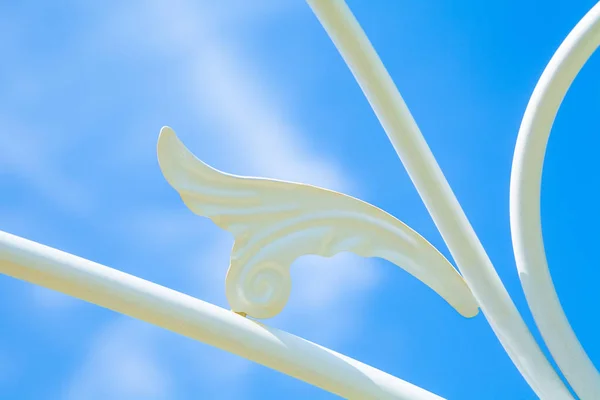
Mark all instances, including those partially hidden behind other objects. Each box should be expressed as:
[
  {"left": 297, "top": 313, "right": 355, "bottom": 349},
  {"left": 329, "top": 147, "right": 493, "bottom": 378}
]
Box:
[
  {"left": 29, "top": 285, "right": 79, "bottom": 312},
  {"left": 141, "top": 1, "right": 379, "bottom": 341},
  {"left": 65, "top": 318, "right": 172, "bottom": 400},
  {"left": 4, "top": 0, "right": 382, "bottom": 397},
  {"left": 64, "top": 315, "right": 256, "bottom": 400},
  {"left": 89, "top": 0, "right": 351, "bottom": 192},
  {"left": 92, "top": 0, "right": 379, "bottom": 326},
  {"left": 0, "top": 120, "right": 95, "bottom": 217}
]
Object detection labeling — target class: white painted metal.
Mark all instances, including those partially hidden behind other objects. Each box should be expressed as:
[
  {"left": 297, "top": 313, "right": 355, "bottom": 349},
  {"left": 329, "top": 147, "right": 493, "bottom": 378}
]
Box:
[
  {"left": 1, "top": 0, "right": 599, "bottom": 398},
  {"left": 510, "top": 3, "right": 600, "bottom": 398},
  {"left": 0, "top": 230, "right": 443, "bottom": 400},
  {"left": 157, "top": 126, "right": 478, "bottom": 319},
  {"left": 306, "top": 1, "right": 574, "bottom": 398}
]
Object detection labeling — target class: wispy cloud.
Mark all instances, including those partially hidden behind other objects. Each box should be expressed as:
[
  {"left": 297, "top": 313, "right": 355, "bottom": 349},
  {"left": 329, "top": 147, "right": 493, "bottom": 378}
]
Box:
[
  {"left": 65, "top": 318, "right": 172, "bottom": 400},
  {"left": 3, "top": 0, "right": 380, "bottom": 397},
  {"left": 102, "top": 0, "right": 380, "bottom": 338},
  {"left": 93, "top": 0, "right": 379, "bottom": 326},
  {"left": 0, "top": 120, "right": 95, "bottom": 217}
]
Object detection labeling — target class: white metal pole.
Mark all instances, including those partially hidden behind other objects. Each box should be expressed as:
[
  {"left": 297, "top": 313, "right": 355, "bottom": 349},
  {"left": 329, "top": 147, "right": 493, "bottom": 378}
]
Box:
[
  {"left": 0, "top": 230, "right": 443, "bottom": 400},
  {"left": 306, "top": 0, "right": 572, "bottom": 398},
  {"left": 510, "top": 3, "right": 600, "bottom": 399}
]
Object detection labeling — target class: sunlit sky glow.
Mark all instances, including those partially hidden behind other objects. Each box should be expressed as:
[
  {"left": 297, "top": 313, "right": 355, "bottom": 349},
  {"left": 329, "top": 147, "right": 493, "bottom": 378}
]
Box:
[{"left": 0, "top": 1, "right": 599, "bottom": 398}]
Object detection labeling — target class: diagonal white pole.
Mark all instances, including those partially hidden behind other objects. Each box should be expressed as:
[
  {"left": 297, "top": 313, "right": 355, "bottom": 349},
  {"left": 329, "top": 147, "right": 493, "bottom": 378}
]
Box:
[
  {"left": 0, "top": 230, "right": 443, "bottom": 400},
  {"left": 306, "top": 0, "right": 572, "bottom": 398},
  {"left": 511, "top": 3, "right": 600, "bottom": 398}
]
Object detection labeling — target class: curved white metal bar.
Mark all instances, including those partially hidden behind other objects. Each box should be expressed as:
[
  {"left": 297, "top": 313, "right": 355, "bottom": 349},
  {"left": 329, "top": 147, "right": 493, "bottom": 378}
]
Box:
[
  {"left": 0, "top": 229, "right": 443, "bottom": 400},
  {"left": 510, "top": 3, "right": 600, "bottom": 398},
  {"left": 157, "top": 127, "right": 478, "bottom": 319},
  {"left": 306, "top": 0, "right": 573, "bottom": 398}
]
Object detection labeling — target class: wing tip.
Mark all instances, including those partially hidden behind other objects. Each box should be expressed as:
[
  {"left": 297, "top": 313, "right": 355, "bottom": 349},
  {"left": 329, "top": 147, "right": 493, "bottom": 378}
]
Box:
[
  {"left": 442, "top": 273, "right": 479, "bottom": 318},
  {"left": 157, "top": 126, "right": 181, "bottom": 157},
  {"left": 457, "top": 301, "right": 480, "bottom": 318},
  {"left": 157, "top": 125, "right": 189, "bottom": 188},
  {"left": 450, "top": 278, "right": 479, "bottom": 318}
]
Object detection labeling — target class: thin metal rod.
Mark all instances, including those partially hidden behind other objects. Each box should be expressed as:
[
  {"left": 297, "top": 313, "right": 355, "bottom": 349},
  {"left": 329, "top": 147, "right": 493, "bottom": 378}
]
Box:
[
  {"left": 0, "top": 230, "right": 442, "bottom": 400},
  {"left": 510, "top": 3, "right": 600, "bottom": 399},
  {"left": 306, "top": 0, "right": 572, "bottom": 398}
]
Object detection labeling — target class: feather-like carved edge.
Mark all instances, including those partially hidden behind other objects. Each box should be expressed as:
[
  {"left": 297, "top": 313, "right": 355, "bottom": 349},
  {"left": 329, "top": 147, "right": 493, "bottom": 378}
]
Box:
[{"left": 157, "top": 126, "right": 479, "bottom": 319}]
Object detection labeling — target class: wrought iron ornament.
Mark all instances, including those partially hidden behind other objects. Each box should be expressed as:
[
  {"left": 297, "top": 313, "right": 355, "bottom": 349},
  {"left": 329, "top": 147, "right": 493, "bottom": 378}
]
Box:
[{"left": 1, "top": 1, "right": 599, "bottom": 398}]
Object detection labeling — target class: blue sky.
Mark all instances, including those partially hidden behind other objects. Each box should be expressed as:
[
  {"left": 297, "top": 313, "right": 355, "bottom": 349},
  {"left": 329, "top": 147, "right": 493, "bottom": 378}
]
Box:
[{"left": 0, "top": 0, "right": 598, "bottom": 398}]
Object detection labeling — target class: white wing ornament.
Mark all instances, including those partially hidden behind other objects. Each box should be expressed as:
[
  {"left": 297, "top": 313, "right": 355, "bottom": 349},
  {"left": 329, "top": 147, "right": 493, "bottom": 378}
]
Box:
[{"left": 157, "top": 126, "right": 478, "bottom": 320}]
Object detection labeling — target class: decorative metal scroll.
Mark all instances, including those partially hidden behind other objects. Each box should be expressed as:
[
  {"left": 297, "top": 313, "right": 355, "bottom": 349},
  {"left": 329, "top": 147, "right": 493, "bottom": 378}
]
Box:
[
  {"left": 1, "top": 1, "right": 599, "bottom": 399},
  {"left": 157, "top": 127, "right": 478, "bottom": 319}
]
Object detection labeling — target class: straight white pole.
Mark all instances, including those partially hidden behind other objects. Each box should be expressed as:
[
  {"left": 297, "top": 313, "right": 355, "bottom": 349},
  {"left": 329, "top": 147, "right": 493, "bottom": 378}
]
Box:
[
  {"left": 0, "top": 230, "right": 442, "bottom": 400},
  {"left": 306, "top": 1, "right": 572, "bottom": 398}
]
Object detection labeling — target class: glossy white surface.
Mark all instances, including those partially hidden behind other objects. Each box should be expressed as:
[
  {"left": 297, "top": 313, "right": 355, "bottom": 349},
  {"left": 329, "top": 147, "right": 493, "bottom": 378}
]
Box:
[
  {"left": 1, "top": 0, "right": 599, "bottom": 398},
  {"left": 307, "top": 0, "right": 573, "bottom": 398},
  {"left": 157, "top": 127, "right": 478, "bottom": 319},
  {"left": 0, "top": 230, "right": 443, "bottom": 400},
  {"left": 510, "top": 3, "right": 600, "bottom": 398}
]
